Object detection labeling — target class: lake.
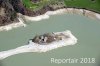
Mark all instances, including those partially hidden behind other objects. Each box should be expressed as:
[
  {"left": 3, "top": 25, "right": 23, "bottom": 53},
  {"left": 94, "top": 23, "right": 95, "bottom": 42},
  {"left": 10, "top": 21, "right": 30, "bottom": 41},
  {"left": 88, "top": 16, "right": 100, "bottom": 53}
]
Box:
[{"left": 0, "top": 13, "right": 100, "bottom": 66}]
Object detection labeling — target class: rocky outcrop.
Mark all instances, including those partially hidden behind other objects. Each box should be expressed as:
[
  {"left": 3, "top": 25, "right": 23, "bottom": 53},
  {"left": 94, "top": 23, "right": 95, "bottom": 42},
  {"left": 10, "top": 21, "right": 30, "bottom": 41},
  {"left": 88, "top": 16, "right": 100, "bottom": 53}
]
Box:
[
  {"left": 32, "top": 33, "right": 56, "bottom": 44},
  {"left": 32, "top": 32, "right": 70, "bottom": 44},
  {"left": 0, "top": 0, "right": 18, "bottom": 26}
]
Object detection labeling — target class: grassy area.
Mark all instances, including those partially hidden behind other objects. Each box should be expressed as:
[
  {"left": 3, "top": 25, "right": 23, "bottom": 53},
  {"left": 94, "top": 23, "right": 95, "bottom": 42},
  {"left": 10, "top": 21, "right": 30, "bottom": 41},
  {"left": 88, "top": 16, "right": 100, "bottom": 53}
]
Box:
[
  {"left": 22, "top": 0, "right": 64, "bottom": 11},
  {"left": 22, "top": 0, "right": 100, "bottom": 13},
  {"left": 64, "top": 0, "right": 100, "bottom": 13},
  {"left": 22, "top": 0, "right": 49, "bottom": 10},
  {"left": 22, "top": 0, "right": 56, "bottom": 11}
]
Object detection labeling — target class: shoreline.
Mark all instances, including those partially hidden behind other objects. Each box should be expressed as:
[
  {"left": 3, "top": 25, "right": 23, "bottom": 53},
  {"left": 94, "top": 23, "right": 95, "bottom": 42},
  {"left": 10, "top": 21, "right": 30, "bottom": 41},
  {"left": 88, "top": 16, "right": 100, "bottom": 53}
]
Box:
[
  {"left": 23, "top": 8, "right": 100, "bottom": 21},
  {"left": 0, "top": 18, "right": 26, "bottom": 31},
  {"left": 0, "top": 8, "right": 100, "bottom": 31}
]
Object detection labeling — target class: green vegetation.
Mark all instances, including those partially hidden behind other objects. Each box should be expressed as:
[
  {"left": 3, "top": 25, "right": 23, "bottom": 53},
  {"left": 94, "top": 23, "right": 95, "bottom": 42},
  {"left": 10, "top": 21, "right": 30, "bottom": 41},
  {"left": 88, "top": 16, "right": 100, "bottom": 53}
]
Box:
[
  {"left": 22, "top": 0, "right": 64, "bottom": 11},
  {"left": 22, "top": 0, "right": 61, "bottom": 10},
  {"left": 22, "top": 0, "right": 47, "bottom": 10},
  {"left": 22, "top": 0, "right": 100, "bottom": 13},
  {"left": 64, "top": 0, "right": 100, "bottom": 13}
]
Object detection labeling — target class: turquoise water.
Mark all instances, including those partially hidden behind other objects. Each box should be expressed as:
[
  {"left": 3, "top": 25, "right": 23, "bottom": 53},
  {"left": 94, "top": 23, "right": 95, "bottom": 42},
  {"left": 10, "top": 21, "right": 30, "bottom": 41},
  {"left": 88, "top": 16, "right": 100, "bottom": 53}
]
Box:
[{"left": 0, "top": 14, "right": 100, "bottom": 66}]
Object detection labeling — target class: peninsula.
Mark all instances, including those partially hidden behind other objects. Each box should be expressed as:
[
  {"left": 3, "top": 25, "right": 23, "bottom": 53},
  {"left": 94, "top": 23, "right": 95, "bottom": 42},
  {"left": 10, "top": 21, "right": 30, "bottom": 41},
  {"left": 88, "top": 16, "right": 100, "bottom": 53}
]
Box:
[{"left": 0, "top": 30, "right": 77, "bottom": 60}]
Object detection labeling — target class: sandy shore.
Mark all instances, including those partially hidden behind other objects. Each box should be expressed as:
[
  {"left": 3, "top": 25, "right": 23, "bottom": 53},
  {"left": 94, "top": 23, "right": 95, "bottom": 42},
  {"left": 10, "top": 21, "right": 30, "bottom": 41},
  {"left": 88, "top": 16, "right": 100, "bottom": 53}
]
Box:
[
  {"left": 23, "top": 8, "right": 100, "bottom": 21},
  {"left": 0, "top": 18, "right": 26, "bottom": 31},
  {"left": 0, "top": 8, "right": 100, "bottom": 31}
]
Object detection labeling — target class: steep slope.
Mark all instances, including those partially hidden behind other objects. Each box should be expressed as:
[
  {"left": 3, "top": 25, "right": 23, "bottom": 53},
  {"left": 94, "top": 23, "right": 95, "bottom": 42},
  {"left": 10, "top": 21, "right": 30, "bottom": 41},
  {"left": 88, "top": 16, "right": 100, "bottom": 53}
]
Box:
[
  {"left": 0, "top": 0, "right": 18, "bottom": 26},
  {"left": 0, "top": 0, "right": 65, "bottom": 26}
]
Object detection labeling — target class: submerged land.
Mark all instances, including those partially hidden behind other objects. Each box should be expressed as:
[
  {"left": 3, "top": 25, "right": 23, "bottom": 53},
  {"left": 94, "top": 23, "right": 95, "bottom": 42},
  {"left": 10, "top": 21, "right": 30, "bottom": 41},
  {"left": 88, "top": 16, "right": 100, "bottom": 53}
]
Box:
[{"left": 0, "top": 0, "right": 100, "bottom": 27}]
